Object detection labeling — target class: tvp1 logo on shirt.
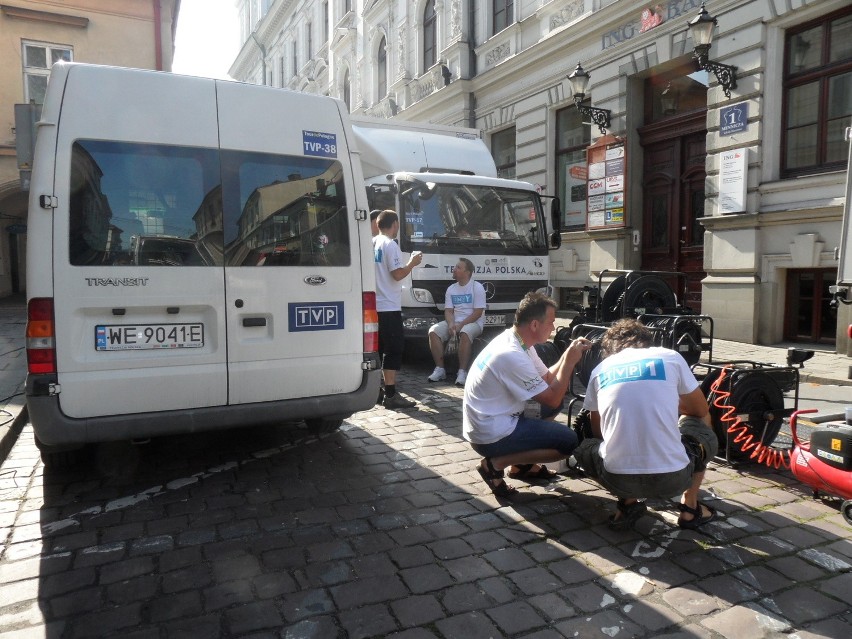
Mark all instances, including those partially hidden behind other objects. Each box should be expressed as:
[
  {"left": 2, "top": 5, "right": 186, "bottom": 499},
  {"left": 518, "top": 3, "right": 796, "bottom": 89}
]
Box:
[{"left": 289, "top": 302, "right": 345, "bottom": 332}]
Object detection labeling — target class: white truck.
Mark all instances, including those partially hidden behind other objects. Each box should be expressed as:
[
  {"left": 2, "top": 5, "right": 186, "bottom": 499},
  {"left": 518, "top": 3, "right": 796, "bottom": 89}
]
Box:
[{"left": 350, "top": 117, "right": 563, "bottom": 348}]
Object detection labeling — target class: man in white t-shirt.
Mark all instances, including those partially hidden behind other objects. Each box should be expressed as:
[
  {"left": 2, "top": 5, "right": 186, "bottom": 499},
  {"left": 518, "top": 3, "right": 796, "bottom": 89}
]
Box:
[
  {"left": 373, "top": 210, "right": 423, "bottom": 410},
  {"left": 463, "top": 292, "right": 592, "bottom": 497},
  {"left": 576, "top": 319, "right": 719, "bottom": 530},
  {"left": 426, "top": 257, "right": 486, "bottom": 387}
]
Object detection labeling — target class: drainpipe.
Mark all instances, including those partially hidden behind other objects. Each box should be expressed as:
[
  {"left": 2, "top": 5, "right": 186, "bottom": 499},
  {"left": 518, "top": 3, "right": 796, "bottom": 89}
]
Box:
[
  {"left": 466, "top": 0, "right": 477, "bottom": 128},
  {"left": 153, "top": 0, "right": 163, "bottom": 70},
  {"left": 249, "top": 32, "right": 267, "bottom": 85}
]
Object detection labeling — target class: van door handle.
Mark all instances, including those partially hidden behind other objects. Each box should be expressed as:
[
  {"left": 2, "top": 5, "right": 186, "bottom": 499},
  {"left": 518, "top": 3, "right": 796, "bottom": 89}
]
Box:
[{"left": 242, "top": 317, "right": 266, "bottom": 327}]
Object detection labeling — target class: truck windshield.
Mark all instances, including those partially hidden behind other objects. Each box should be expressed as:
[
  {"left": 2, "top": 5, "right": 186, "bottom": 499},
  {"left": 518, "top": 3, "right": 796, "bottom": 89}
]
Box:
[{"left": 399, "top": 183, "right": 547, "bottom": 255}]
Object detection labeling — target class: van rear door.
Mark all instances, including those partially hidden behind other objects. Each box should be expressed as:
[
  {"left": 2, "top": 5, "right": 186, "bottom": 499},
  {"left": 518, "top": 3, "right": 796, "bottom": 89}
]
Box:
[
  {"left": 216, "top": 82, "right": 366, "bottom": 404},
  {"left": 51, "top": 66, "right": 227, "bottom": 419}
]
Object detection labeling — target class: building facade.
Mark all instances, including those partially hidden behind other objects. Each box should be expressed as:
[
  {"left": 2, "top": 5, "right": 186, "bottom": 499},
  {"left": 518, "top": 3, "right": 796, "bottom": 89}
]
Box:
[
  {"left": 231, "top": 0, "right": 851, "bottom": 354},
  {"left": 0, "top": 0, "right": 181, "bottom": 297}
]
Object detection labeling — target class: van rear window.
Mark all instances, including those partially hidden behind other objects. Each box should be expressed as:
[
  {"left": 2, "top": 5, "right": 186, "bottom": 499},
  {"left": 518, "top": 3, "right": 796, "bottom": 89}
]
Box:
[
  {"left": 69, "top": 140, "right": 350, "bottom": 268},
  {"left": 221, "top": 150, "right": 350, "bottom": 267}
]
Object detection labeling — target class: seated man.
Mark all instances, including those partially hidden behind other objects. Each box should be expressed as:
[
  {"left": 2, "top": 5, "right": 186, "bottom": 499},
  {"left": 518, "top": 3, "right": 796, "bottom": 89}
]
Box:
[
  {"left": 427, "top": 257, "right": 486, "bottom": 387},
  {"left": 575, "top": 319, "right": 719, "bottom": 530},
  {"left": 463, "top": 292, "right": 592, "bottom": 496}
]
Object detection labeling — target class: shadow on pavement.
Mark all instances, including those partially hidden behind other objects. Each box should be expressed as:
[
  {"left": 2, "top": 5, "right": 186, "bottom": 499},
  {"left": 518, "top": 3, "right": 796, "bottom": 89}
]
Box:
[{"left": 0, "top": 362, "right": 848, "bottom": 637}]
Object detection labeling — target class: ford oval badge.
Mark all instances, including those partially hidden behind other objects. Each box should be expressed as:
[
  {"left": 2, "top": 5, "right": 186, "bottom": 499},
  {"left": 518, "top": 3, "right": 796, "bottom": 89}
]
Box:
[{"left": 304, "top": 275, "right": 327, "bottom": 286}]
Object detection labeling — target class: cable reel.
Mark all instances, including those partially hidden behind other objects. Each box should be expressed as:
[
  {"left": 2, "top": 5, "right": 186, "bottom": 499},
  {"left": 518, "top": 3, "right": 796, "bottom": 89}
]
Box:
[{"left": 699, "top": 363, "right": 792, "bottom": 463}]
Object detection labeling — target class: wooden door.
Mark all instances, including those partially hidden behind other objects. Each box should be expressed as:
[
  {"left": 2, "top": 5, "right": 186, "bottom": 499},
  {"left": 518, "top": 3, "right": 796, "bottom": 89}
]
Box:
[
  {"left": 784, "top": 269, "right": 837, "bottom": 344},
  {"left": 638, "top": 112, "right": 707, "bottom": 311}
]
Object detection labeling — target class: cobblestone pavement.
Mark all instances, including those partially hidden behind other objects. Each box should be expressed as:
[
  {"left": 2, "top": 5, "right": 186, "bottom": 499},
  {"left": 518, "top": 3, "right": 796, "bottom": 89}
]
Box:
[{"left": 1, "top": 364, "right": 851, "bottom": 638}]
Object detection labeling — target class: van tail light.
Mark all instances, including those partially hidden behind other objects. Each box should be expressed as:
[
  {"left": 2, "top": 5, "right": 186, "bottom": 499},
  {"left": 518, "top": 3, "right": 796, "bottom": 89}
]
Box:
[
  {"left": 363, "top": 291, "right": 378, "bottom": 354},
  {"left": 27, "top": 298, "right": 56, "bottom": 375}
]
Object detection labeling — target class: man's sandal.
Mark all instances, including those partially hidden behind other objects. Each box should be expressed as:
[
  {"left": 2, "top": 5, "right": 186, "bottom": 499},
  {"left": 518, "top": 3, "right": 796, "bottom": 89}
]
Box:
[
  {"left": 507, "top": 464, "right": 557, "bottom": 481},
  {"left": 476, "top": 458, "right": 518, "bottom": 497},
  {"left": 677, "top": 501, "right": 716, "bottom": 529},
  {"left": 608, "top": 498, "right": 647, "bottom": 530}
]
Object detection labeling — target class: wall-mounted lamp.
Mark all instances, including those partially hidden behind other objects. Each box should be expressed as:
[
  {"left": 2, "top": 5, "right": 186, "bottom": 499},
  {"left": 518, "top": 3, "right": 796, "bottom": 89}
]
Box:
[
  {"left": 687, "top": 2, "right": 737, "bottom": 98},
  {"left": 660, "top": 82, "right": 679, "bottom": 115},
  {"left": 566, "top": 62, "right": 611, "bottom": 134}
]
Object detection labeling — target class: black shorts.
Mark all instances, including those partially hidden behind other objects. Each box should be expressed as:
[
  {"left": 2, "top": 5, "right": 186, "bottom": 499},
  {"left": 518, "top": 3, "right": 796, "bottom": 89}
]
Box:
[{"left": 378, "top": 311, "right": 404, "bottom": 371}]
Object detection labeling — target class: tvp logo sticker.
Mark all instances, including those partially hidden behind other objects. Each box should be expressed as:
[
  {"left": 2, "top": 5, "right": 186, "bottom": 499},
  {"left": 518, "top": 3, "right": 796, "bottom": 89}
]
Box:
[
  {"left": 289, "top": 302, "right": 345, "bottom": 332},
  {"left": 303, "top": 130, "right": 338, "bottom": 158}
]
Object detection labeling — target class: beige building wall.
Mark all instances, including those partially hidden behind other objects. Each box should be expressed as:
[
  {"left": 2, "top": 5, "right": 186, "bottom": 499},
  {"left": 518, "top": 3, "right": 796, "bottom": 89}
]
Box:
[{"left": 0, "top": 0, "right": 180, "bottom": 297}]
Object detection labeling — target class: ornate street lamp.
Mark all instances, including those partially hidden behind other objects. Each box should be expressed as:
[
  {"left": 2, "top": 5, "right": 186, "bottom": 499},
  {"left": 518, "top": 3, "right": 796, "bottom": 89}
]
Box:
[
  {"left": 567, "top": 62, "right": 612, "bottom": 134},
  {"left": 687, "top": 2, "right": 737, "bottom": 98}
]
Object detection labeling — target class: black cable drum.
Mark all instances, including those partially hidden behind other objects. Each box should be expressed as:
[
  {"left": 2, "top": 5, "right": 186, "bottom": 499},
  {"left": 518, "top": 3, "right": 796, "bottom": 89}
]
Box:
[
  {"left": 570, "top": 324, "right": 608, "bottom": 387},
  {"left": 640, "top": 316, "right": 704, "bottom": 366},
  {"left": 704, "top": 368, "right": 785, "bottom": 458}
]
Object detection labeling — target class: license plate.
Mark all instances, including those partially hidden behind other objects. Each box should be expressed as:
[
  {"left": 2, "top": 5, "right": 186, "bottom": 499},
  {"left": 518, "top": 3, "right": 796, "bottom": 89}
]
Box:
[
  {"left": 484, "top": 314, "right": 505, "bottom": 326},
  {"left": 95, "top": 323, "right": 204, "bottom": 351}
]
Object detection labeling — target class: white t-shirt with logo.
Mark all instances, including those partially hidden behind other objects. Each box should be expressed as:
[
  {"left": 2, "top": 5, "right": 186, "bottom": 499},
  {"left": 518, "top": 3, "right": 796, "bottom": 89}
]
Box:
[
  {"left": 373, "top": 233, "right": 404, "bottom": 312},
  {"left": 463, "top": 328, "right": 550, "bottom": 445},
  {"left": 445, "top": 280, "right": 486, "bottom": 329},
  {"left": 583, "top": 346, "right": 699, "bottom": 474}
]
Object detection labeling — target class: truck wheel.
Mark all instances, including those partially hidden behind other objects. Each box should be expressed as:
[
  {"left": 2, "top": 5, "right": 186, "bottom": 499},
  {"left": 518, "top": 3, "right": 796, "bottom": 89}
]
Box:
[{"left": 305, "top": 418, "right": 344, "bottom": 434}]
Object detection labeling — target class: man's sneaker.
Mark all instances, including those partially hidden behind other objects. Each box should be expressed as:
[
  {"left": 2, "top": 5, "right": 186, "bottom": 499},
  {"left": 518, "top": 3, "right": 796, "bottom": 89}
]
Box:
[
  {"left": 427, "top": 367, "right": 446, "bottom": 382},
  {"left": 383, "top": 393, "right": 416, "bottom": 410},
  {"left": 455, "top": 370, "right": 467, "bottom": 387}
]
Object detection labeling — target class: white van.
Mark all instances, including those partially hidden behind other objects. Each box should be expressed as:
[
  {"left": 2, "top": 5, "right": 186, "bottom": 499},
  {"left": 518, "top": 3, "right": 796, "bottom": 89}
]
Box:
[{"left": 25, "top": 63, "right": 381, "bottom": 464}]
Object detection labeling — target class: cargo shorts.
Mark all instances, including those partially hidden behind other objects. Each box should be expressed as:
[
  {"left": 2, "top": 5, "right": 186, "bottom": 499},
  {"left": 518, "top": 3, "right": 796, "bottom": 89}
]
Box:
[{"left": 573, "top": 416, "right": 719, "bottom": 499}]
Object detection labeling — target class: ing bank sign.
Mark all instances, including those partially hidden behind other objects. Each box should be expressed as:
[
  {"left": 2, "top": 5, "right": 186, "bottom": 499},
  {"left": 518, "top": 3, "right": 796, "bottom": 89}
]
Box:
[{"left": 602, "top": 0, "right": 705, "bottom": 50}]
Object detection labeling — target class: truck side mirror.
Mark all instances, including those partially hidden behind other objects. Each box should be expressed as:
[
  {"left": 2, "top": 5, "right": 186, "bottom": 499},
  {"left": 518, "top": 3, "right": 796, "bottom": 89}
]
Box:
[
  {"left": 549, "top": 197, "right": 562, "bottom": 249},
  {"left": 550, "top": 197, "right": 562, "bottom": 234},
  {"left": 550, "top": 231, "right": 562, "bottom": 250}
]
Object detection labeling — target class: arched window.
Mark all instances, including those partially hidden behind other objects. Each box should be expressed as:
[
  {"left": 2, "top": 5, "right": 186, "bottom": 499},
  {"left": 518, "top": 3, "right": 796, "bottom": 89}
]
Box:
[
  {"left": 423, "top": 0, "right": 437, "bottom": 72},
  {"left": 377, "top": 36, "right": 387, "bottom": 99},
  {"left": 343, "top": 70, "right": 350, "bottom": 111}
]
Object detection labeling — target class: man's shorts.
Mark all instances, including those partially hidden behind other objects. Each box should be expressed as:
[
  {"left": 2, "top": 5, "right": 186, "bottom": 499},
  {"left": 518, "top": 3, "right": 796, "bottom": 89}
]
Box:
[
  {"left": 573, "top": 416, "right": 719, "bottom": 499},
  {"left": 428, "top": 320, "right": 483, "bottom": 343},
  {"left": 377, "top": 311, "right": 404, "bottom": 371},
  {"left": 470, "top": 415, "right": 578, "bottom": 459}
]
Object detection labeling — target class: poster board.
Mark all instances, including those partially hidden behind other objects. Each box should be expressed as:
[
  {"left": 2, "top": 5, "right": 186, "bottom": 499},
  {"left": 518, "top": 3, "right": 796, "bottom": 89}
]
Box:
[
  {"left": 719, "top": 148, "right": 747, "bottom": 214},
  {"left": 586, "top": 135, "right": 626, "bottom": 230}
]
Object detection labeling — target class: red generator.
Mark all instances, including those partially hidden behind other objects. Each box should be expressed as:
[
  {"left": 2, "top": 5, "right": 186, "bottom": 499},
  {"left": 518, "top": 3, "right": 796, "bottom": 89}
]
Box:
[{"left": 789, "top": 410, "right": 852, "bottom": 524}]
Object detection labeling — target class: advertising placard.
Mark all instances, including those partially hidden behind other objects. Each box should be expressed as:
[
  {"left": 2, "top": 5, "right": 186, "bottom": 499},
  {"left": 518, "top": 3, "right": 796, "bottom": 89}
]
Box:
[{"left": 586, "top": 136, "right": 626, "bottom": 230}]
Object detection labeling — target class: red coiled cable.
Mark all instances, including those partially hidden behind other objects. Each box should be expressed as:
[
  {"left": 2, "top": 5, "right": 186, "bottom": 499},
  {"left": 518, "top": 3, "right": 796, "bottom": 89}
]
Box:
[{"left": 709, "top": 366, "right": 791, "bottom": 469}]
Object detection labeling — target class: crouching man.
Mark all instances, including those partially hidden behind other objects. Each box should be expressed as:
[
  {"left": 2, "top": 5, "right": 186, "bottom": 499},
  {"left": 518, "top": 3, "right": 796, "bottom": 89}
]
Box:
[
  {"left": 575, "top": 319, "right": 719, "bottom": 530},
  {"left": 463, "top": 292, "right": 592, "bottom": 496}
]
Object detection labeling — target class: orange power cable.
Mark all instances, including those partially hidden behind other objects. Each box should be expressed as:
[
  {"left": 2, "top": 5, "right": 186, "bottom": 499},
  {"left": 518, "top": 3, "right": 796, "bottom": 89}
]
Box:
[{"left": 709, "top": 366, "right": 790, "bottom": 469}]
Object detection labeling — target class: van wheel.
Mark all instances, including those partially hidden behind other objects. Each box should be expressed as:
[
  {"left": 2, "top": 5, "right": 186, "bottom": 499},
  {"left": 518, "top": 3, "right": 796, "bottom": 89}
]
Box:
[
  {"left": 35, "top": 437, "right": 87, "bottom": 470},
  {"left": 305, "top": 418, "right": 344, "bottom": 434}
]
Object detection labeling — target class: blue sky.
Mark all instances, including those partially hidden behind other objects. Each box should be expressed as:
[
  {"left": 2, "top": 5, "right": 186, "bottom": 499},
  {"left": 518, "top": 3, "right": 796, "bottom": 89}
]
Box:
[{"left": 172, "top": 0, "right": 240, "bottom": 79}]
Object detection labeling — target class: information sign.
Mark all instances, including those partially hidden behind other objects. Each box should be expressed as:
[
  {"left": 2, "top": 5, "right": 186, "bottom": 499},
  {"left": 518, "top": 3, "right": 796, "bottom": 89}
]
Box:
[{"left": 586, "top": 135, "right": 627, "bottom": 230}]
